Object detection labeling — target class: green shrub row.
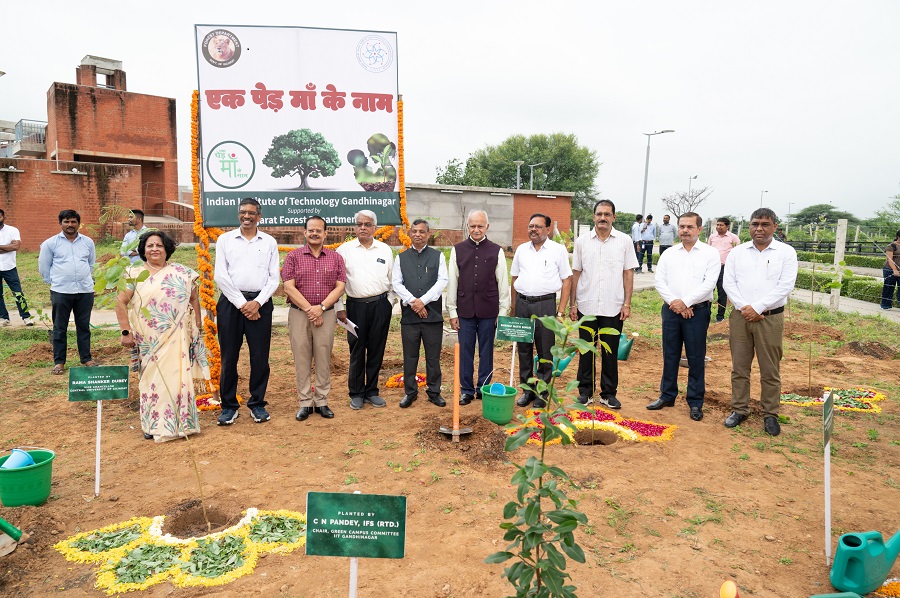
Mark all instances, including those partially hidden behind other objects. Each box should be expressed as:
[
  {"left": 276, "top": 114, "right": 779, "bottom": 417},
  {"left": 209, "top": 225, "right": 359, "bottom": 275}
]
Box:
[
  {"left": 794, "top": 269, "right": 885, "bottom": 304},
  {"left": 795, "top": 251, "right": 886, "bottom": 269}
]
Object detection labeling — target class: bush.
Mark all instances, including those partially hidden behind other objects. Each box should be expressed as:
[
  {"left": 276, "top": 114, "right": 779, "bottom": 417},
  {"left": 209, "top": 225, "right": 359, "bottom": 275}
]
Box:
[
  {"left": 794, "top": 251, "right": 885, "bottom": 269},
  {"left": 794, "top": 269, "right": 884, "bottom": 305}
]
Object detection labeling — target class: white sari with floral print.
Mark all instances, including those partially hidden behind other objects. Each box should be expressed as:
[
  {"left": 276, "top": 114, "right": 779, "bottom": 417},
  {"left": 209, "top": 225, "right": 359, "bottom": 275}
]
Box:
[{"left": 127, "top": 263, "right": 210, "bottom": 442}]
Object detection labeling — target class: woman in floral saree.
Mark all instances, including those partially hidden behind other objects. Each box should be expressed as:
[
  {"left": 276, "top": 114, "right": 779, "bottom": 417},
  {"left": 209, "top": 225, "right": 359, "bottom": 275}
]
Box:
[{"left": 114, "top": 231, "right": 211, "bottom": 442}]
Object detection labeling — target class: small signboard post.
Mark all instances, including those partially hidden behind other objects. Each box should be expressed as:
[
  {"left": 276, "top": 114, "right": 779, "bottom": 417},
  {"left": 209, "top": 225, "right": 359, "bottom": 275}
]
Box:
[
  {"left": 306, "top": 491, "right": 407, "bottom": 597},
  {"left": 68, "top": 366, "right": 129, "bottom": 497},
  {"left": 496, "top": 316, "right": 534, "bottom": 386},
  {"left": 823, "top": 390, "right": 835, "bottom": 566}
]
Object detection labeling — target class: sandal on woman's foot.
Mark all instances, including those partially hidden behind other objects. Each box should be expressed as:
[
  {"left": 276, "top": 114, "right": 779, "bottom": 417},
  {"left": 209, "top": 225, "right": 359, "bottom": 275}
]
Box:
[
  {"left": 51, "top": 364, "right": 64, "bottom": 375},
  {"left": 82, "top": 360, "right": 98, "bottom": 367},
  {"left": 143, "top": 433, "right": 154, "bottom": 440}
]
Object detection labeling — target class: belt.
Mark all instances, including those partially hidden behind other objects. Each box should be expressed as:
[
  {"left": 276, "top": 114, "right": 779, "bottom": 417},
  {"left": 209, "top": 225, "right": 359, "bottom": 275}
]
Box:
[
  {"left": 691, "top": 300, "right": 711, "bottom": 309},
  {"left": 241, "top": 290, "right": 260, "bottom": 300},
  {"left": 518, "top": 293, "right": 556, "bottom": 303},
  {"left": 346, "top": 292, "right": 388, "bottom": 304},
  {"left": 289, "top": 302, "right": 334, "bottom": 311},
  {"left": 762, "top": 306, "right": 784, "bottom": 316}
]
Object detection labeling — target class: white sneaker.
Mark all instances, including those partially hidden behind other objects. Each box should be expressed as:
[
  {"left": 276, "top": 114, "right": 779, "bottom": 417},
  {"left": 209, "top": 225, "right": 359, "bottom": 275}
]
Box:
[
  {"left": 22, "top": 317, "right": 34, "bottom": 327},
  {"left": 0, "top": 319, "right": 10, "bottom": 327}
]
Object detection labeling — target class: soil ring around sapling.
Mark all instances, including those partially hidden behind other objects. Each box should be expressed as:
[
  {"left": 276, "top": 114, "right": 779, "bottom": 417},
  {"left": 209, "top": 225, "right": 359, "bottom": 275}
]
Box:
[
  {"left": 573, "top": 429, "right": 619, "bottom": 446},
  {"left": 161, "top": 499, "right": 241, "bottom": 539}
]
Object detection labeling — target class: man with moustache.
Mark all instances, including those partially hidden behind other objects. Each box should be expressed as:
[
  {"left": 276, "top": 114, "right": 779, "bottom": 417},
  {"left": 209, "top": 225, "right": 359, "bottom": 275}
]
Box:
[
  {"left": 214, "top": 198, "right": 280, "bottom": 426},
  {"left": 657, "top": 214, "right": 677, "bottom": 255},
  {"left": 392, "top": 219, "right": 448, "bottom": 408},
  {"left": 569, "top": 200, "right": 639, "bottom": 408},
  {"left": 282, "top": 215, "right": 346, "bottom": 421},
  {"left": 446, "top": 210, "right": 510, "bottom": 405},
  {"left": 336, "top": 210, "right": 395, "bottom": 410},
  {"left": 723, "top": 208, "right": 798, "bottom": 436},
  {"left": 39, "top": 210, "right": 96, "bottom": 374},
  {"left": 511, "top": 213, "right": 572, "bottom": 408},
  {"left": 647, "top": 212, "right": 720, "bottom": 421}
]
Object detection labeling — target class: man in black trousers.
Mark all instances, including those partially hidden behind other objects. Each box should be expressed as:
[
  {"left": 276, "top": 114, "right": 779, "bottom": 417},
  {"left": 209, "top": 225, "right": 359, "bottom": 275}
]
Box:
[{"left": 214, "top": 198, "right": 280, "bottom": 425}]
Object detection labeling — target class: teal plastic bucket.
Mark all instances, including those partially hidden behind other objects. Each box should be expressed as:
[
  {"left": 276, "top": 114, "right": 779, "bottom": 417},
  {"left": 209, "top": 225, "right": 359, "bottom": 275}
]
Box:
[
  {"left": 481, "top": 384, "right": 517, "bottom": 425},
  {"left": 0, "top": 449, "right": 55, "bottom": 507}
]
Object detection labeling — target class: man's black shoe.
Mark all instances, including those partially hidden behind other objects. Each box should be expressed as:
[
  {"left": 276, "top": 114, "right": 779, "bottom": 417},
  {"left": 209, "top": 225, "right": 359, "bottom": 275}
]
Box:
[
  {"left": 533, "top": 397, "right": 547, "bottom": 409},
  {"left": 399, "top": 395, "right": 417, "bottom": 408},
  {"left": 428, "top": 395, "right": 446, "bottom": 407},
  {"left": 295, "top": 407, "right": 313, "bottom": 421},
  {"left": 690, "top": 406, "right": 704, "bottom": 421},
  {"left": 316, "top": 405, "right": 335, "bottom": 419},
  {"left": 459, "top": 394, "right": 474, "bottom": 406},
  {"left": 576, "top": 395, "right": 592, "bottom": 405},
  {"left": 724, "top": 412, "right": 747, "bottom": 428},
  {"left": 646, "top": 398, "right": 676, "bottom": 410},
  {"left": 516, "top": 394, "right": 535, "bottom": 407},
  {"left": 764, "top": 416, "right": 781, "bottom": 436},
  {"left": 474, "top": 391, "right": 482, "bottom": 401}
]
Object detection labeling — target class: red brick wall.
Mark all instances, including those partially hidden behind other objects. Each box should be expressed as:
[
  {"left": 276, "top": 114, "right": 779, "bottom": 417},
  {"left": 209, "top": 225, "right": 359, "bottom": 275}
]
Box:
[
  {"left": 511, "top": 194, "right": 572, "bottom": 247},
  {"left": 0, "top": 158, "right": 141, "bottom": 250}
]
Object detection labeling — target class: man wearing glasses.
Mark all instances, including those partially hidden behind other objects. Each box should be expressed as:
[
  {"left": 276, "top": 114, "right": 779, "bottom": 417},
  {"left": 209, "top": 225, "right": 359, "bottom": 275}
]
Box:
[
  {"left": 336, "top": 210, "right": 395, "bottom": 410},
  {"left": 214, "top": 198, "right": 280, "bottom": 426}
]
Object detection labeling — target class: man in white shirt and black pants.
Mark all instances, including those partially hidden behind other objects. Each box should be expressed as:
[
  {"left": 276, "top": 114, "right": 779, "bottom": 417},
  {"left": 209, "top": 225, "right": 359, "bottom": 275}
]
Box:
[
  {"left": 511, "top": 214, "right": 572, "bottom": 408},
  {"left": 647, "top": 212, "right": 720, "bottom": 421},
  {"left": 214, "top": 198, "right": 280, "bottom": 426},
  {"left": 723, "top": 208, "right": 798, "bottom": 436}
]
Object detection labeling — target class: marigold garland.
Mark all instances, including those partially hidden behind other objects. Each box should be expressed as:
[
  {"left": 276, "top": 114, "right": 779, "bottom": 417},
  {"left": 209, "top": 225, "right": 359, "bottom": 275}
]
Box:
[
  {"left": 55, "top": 508, "right": 307, "bottom": 594},
  {"left": 385, "top": 372, "right": 427, "bottom": 388},
  {"left": 780, "top": 386, "right": 887, "bottom": 413},
  {"left": 876, "top": 579, "right": 900, "bottom": 597},
  {"left": 505, "top": 407, "right": 677, "bottom": 446}
]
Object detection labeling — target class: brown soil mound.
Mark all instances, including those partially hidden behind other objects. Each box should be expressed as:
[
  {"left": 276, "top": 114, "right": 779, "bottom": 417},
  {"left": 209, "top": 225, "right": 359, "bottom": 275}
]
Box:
[
  {"left": 839, "top": 341, "right": 898, "bottom": 360},
  {"left": 161, "top": 499, "right": 242, "bottom": 538},
  {"left": 416, "top": 414, "right": 509, "bottom": 466},
  {"left": 5, "top": 344, "right": 53, "bottom": 367}
]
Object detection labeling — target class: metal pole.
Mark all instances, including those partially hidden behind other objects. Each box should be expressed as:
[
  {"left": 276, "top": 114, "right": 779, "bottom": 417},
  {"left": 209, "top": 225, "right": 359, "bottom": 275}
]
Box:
[
  {"left": 759, "top": 190, "right": 768, "bottom": 207},
  {"left": 640, "top": 136, "right": 651, "bottom": 217},
  {"left": 514, "top": 161, "right": 524, "bottom": 190}
]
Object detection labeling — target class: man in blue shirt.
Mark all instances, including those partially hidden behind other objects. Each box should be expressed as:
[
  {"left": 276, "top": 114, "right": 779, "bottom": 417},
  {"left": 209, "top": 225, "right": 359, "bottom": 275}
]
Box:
[
  {"left": 640, "top": 214, "right": 657, "bottom": 273},
  {"left": 39, "top": 210, "right": 97, "bottom": 374},
  {"left": 120, "top": 209, "right": 149, "bottom": 265}
]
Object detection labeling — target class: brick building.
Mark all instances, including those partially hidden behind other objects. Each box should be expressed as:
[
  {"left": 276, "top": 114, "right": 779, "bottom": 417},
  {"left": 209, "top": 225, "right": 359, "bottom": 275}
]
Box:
[{"left": 0, "top": 56, "right": 179, "bottom": 250}]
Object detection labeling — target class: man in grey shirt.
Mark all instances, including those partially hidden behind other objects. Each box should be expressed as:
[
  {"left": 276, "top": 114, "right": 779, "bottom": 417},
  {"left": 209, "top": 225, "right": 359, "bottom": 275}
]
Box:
[{"left": 658, "top": 214, "right": 677, "bottom": 254}]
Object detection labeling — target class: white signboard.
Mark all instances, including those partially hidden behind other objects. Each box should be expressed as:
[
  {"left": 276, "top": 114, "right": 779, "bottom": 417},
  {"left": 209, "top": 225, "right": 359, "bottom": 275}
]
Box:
[{"left": 195, "top": 25, "right": 400, "bottom": 227}]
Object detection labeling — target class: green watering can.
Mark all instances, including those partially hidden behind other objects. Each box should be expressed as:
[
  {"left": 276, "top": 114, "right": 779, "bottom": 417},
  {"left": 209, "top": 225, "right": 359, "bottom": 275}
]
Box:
[
  {"left": 829, "top": 530, "right": 900, "bottom": 595},
  {"left": 618, "top": 333, "right": 635, "bottom": 361},
  {"left": 533, "top": 354, "right": 574, "bottom": 378}
]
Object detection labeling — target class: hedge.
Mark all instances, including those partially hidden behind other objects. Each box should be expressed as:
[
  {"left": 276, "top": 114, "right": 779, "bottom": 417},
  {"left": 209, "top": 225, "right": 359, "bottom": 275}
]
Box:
[
  {"left": 794, "top": 268, "right": 884, "bottom": 305},
  {"left": 795, "top": 251, "right": 886, "bottom": 269}
]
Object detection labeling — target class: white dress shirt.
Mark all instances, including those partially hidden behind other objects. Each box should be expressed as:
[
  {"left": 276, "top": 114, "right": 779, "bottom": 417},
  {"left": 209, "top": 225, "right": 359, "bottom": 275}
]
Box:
[
  {"left": 445, "top": 243, "right": 510, "bottom": 319},
  {"left": 213, "top": 228, "right": 280, "bottom": 309},
  {"left": 572, "top": 228, "right": 639, "bottom": 317},
  {"left": 653, "top": 240, "right": 720, "bottom": 306},
  {"left": 0, "top": 225, "right": 22, "bottom": 271},
  {"left": 121, "top": 226, "right": 149, "bottom": 264},
  {"left": 510, "top": 238, "right": 572, "bottom": 296},
  {"left": 391, "top": 246, "right": 448, "bottom": 306},
  {"left": 631, "top": 222, "right": 642, "bottom": 243},
  {"left": 723, "top": 239, "right": 798, "bottom": 315},
  {"left": 336, "top": 238, "right": 394, "bottom": 300}
]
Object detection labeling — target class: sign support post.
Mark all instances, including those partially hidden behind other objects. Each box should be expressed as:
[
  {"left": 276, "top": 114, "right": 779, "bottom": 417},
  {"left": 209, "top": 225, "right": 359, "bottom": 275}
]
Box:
[
  {"left": 823, "top": 390, "right": 835, "bottom": 567},
  {"left": 496, "top": 316, "right": 534, "bottom": 390}
]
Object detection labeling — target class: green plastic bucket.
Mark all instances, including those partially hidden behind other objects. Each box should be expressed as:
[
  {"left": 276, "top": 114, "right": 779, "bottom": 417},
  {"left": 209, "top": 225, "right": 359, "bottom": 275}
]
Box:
[
  {"left": 481, "top": 384, "right": 517, "bottom": 425},
  {"left": 0, "top": 449, "right": 55, "bottom": 507}
]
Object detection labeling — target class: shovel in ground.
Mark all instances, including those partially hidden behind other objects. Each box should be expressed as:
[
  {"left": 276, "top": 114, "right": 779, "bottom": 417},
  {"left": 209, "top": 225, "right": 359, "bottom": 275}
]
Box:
[
  {"left": 0, "top": 517, "right": 24, "bottom": 557},
  {"left": 440, "top": 343, "right": 472, "bottom": 443}
]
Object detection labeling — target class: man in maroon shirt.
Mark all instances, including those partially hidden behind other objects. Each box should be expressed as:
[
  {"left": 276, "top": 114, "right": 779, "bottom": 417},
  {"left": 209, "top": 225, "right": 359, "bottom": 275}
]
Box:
[{"left": 282, "top": 215, "right": 347, "bottom": 421}]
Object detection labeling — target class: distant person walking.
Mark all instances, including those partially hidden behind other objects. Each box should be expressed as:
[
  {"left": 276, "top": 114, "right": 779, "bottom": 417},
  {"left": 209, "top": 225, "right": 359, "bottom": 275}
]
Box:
[
  {"left": 723, "top": 208, "right": 797, "bottom": 437},
  {"left": 881, "top": 229, "right": 900, "bottom": 310},
  {"left": 708, "top": 217, "right": 741, "bottom": 323},
  {"left": 39, "top": 209, "right": 97, "bottom": 374},
  {"left": 0, "top": 209, "right": 33, "bottom": 326}
]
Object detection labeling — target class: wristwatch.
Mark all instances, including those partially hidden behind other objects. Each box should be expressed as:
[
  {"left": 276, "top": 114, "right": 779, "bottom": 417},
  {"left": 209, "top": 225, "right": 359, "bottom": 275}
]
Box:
[
  {"left": 556, "top": 311, "right": 564, "bottom": 318},
  {"left": 121, "top": 330, "right": 130, "bottom": 336}
]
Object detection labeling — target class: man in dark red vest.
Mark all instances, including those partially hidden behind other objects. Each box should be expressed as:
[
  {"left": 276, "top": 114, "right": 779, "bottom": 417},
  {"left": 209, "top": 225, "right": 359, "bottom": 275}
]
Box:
[{"left": 446, "top": 210, "right": 511, "bottom": 405}]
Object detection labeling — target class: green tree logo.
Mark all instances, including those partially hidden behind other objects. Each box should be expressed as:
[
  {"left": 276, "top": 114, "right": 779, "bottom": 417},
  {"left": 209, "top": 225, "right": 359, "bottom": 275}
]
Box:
[{"left": 262, "top": 129, "right": 341, "bottom": 190}]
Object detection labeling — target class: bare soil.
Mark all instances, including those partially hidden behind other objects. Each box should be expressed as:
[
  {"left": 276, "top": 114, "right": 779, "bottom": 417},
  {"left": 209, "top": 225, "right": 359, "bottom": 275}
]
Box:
[{"left": 1, "top": 315, "right": 898, "bottom": 597}]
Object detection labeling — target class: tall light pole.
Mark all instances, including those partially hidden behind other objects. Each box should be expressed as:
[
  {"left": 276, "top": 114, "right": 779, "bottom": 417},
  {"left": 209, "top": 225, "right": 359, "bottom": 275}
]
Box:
[
  {"left": 528, "top": 162, "right": 546, "bottom": 190},
  {"left": 759, "top": 189, "right": 768, "bottom": 208},
  {"left": 787, "top": 202, "right": 795, "bottom": 220},
  {"left": 513, "top": 160, "right": 524, "bottom": 190},
  {"left": 687, "top": 174, "right": 698, "bottom": 198},
  {"left": 640, "top": 130, "right": 674, "bottom": 217}
]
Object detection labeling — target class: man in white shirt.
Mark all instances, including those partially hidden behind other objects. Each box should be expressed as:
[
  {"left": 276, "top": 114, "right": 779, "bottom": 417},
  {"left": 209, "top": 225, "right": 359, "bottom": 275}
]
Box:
[
  {"left": 0, "top": 209, "right": 33, "bottom": 326},
  {"left": 647, "top": 213, "right": 720, "bottom": 421},
  {"left": 120, "top": 209, "right": 149, "bottom": 265},
  {"left": 391, "top": 219, "right": 448, "bottom": 408},
  {"left": 640, "top": 214, "right": 657, "bottom": 273},
  {"left": 569, "top": 200, "right": 639, "bottom": 409},
  {"left": 214, "top": 198, "right": 280, "bottom": 426},
  {"left": 657, "top": 214, "right": 677, "bottom": 255},
  {"left": 708, "top": 217, "right": 741, "bottom": 323},
  {"left": 337, "top": 210, "right": 395, "bottom": 410},
  {"left": 723, "top": 208, "right": 798, "bottom": 436},
  {"left": 630, "top": 214, "right": 644, "bottom": 273},
  {"left": 510, "top": 213, "right": 572, "bottom": 408}
]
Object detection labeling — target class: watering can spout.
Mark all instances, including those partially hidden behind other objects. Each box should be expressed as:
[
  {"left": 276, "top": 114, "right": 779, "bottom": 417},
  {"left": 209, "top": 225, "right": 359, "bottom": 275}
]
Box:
[{"left": 830, "top": 530, "right": 900, "bottom": 594}]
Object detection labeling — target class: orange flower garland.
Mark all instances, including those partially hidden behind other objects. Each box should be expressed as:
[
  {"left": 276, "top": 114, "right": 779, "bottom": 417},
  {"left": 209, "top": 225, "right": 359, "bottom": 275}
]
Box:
[
  {"left": 385, "top": 373, "right": 426, "bottom": 388},
  {"left": 396, "top": 99, "right": 412, "bottom": 250}
]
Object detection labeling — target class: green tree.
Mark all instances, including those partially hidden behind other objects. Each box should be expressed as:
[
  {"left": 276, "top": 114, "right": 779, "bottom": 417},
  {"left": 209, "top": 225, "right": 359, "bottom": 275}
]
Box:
[
  {"left": 870, "top": 196, "right": 900, "bottom": 227},
  {"left": 787, "top": 203, "right": 859, "bottom": 227},
  {"left": 436, "top": 133, "right": 600, "bottom": 223},
  {"left": 262, "top": 129, "right": 341, "bottom": 190}
]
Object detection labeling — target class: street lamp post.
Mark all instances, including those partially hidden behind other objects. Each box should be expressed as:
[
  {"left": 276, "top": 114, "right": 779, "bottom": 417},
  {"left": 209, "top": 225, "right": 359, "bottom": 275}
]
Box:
[
  {"left": 528, "top": 162, "right": 546, "bottom": 190},
  {"left": 640, "top": 130, "right": 674, "bottom": 217},
  {"left": 513, "top": 160, "right": 524, "bottom": 190},
  {"left": 688, "top": 174, "right": 698, "bottom": 198},
  {"left": 759, "top": 190, "right": 768, "bottom": 208}
]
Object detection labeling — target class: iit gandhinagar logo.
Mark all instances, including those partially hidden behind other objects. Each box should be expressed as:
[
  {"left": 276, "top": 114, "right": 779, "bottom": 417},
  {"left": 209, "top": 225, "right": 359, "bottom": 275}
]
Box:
[
  {"left": 207, "top": 141, "right": 255, "bottom": 189},
  {"left": 202, "top": 29, "right": 242, "bottom": 68},
  {"left": 356, "top": 35, "right": 394, "bottom": 73}
]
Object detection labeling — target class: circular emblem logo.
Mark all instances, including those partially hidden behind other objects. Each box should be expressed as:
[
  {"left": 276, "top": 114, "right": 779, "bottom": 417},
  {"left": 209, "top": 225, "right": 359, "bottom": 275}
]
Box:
[
  {"left": 206, "top": 141, "right": 255, "bottom": 189},
  {"left": 201, "top": 29, "right": 242, "bottom": 68},
  {"left": 356, "top": 35, "right": 393, "bottom": 73}
]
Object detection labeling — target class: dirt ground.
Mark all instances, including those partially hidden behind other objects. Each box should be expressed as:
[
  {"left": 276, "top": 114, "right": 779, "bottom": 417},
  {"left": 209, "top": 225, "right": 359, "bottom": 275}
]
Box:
[{"left": 1, "top": 314, "right": 899, "bottom": 597}]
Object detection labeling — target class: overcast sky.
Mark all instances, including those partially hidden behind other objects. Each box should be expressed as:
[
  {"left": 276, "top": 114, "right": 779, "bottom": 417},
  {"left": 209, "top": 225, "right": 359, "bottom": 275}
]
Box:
[{"left": 3, "top": 1, "right": 898, "bottom": 221}]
